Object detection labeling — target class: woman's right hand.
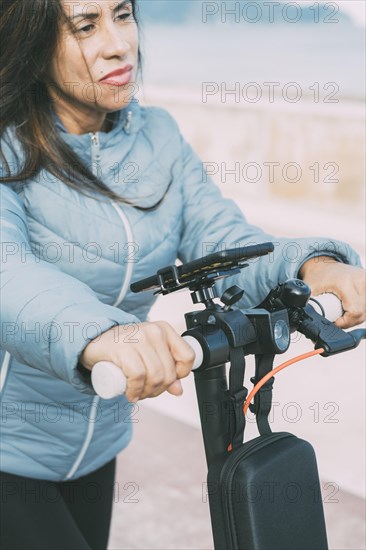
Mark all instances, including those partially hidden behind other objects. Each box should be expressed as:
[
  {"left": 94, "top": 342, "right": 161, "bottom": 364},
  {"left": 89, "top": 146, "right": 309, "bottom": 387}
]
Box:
[{"left": 79, "top": 321, "right": 196, "bottom": 403}]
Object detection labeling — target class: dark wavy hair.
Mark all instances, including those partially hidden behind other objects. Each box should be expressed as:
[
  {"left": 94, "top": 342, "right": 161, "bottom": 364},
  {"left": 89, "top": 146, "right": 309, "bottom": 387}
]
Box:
[{"left": 0, "top": 0, "right": 146, "bottom": 205}]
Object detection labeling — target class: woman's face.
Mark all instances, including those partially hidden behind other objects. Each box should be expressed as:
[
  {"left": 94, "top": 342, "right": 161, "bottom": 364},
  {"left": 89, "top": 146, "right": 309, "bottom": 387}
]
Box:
[{"left": 48, "top": 0, "right": 139, "bottom": 132}]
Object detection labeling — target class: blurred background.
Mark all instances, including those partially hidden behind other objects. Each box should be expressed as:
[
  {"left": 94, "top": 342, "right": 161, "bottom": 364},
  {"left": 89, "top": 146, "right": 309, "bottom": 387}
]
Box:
[{"left": 110, "top": 2, "right": 365, "bottom": 549}]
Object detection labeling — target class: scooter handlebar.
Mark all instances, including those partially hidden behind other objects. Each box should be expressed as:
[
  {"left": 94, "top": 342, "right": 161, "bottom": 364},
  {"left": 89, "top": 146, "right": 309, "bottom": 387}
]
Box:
[{"left": 91, "top": 294, "right": 343, "bottom": 400}]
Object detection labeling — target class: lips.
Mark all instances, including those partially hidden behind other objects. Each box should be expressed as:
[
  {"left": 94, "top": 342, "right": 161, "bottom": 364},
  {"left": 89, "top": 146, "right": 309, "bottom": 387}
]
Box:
[{"left": 99, "top": 65, "right": 133, "bottom": 82}]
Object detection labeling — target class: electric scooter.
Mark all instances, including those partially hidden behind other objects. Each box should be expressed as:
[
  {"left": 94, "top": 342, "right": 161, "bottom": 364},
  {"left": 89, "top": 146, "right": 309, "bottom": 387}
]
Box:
[{"left": 91, "top": 243, "right": 365, "bottom": 550}]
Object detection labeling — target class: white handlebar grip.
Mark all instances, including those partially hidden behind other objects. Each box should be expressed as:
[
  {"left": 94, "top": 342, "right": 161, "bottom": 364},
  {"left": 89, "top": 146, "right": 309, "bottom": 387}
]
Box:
[
  {"left": 183, "top": 335, "right": 204, "bottom": 370},
  {"left": 91, "top": 361, "right": 127, "bottom": 400},
  {"left": 310, "top": 293, "right": 344, "bottom": 322},
  {"left": 91, "top": 334, "right": 204, "bottom": 399}
]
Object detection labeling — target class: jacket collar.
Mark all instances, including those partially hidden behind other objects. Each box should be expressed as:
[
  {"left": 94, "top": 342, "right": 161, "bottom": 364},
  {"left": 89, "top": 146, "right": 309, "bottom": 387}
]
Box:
[{"left": 52, "top": 96, "right": 143, "bottom": 152}]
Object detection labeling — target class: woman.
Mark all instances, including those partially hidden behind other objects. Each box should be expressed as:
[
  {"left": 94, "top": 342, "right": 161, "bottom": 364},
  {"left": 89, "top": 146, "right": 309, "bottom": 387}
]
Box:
[{"left": 0, "top": 1, "right": 365, "bottom": 548}]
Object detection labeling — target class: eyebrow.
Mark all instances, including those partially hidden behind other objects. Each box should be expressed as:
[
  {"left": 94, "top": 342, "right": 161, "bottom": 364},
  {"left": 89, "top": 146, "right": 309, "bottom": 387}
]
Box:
[{"left": 67, "top": 1, "right": 132, "bottom": 23}]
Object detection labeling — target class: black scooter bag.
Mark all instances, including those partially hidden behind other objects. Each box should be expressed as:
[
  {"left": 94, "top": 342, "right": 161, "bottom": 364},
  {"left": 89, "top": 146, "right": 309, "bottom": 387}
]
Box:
[{"left": 207, "top": 431, "right": 328, "bottom": 550}]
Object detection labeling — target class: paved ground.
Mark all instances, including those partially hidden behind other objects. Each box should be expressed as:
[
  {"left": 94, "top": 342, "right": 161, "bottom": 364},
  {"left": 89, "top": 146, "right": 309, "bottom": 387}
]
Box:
[{"left": 108, "top": 405, "right": 366, "bottom": 550}]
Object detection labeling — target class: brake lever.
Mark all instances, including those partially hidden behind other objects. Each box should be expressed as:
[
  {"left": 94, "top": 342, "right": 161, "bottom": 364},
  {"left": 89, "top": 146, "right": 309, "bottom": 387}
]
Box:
[
  {"left": 258, "top": 279, "right": 365, "bottom": 357},
  {"left": 297, "top": 304, "right": 365, "bottom": 357}
]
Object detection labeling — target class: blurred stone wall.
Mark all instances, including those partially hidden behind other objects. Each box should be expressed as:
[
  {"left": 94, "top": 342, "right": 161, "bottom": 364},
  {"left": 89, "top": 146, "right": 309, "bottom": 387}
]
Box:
[{"left": 140, "top": 86, "right": 365, "bottom": 210}]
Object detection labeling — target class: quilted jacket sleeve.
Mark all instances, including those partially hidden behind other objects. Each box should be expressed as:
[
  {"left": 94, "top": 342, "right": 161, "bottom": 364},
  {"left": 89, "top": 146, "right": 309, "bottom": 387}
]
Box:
[
  {"left": 175, "top": 128, "right": 362, "bottom": 308},
  {"left": 0, "top": 185, "right": 140, "bottom": 395}
]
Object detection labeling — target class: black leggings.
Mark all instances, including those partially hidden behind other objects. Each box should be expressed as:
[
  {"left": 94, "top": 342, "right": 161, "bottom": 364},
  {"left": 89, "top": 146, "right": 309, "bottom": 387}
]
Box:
[{"left": 0, "top": 458, "right": 116, "bottom": 550}]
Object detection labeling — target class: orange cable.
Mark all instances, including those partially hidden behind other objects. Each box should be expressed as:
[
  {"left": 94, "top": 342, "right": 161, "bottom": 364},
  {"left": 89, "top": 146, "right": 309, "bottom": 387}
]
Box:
[
  {"left": 227, "top": 348, "right": 325, "bottom": 452},
  {"left": 243, "top": 348, "right": 325, "bottom": 415}
]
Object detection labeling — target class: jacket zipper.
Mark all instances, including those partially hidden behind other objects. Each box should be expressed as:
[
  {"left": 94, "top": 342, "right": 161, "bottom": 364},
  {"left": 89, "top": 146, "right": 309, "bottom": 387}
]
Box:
[
  {"left": 110, "top": 202, "right": 135, "bottom": 307},
  {"left": 65, "top": 128, "right": 135, "bottom": 480},
  {"left": 111, "top": 111, "right": 135, "bottom": 307},
  {"left": 0, "top": 351, "right": 12, "bottom": 395},
  {"left": 123, "top": 110, "right": 132, "bottom": 134},
  {"left": 90, "top": 132, "right": 101, "bottom": 169}
]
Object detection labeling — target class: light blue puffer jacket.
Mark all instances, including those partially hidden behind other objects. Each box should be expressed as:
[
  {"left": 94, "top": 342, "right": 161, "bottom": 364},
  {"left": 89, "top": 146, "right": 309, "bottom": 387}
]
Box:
[{"left": 0, "top": 97, "right": 362, "bottom": 481}]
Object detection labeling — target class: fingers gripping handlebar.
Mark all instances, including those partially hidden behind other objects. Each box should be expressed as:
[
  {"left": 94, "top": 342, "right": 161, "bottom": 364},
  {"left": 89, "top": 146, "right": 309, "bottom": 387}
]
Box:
[{"left": 91, "top": 335, "right": 203, "bottom": 400}]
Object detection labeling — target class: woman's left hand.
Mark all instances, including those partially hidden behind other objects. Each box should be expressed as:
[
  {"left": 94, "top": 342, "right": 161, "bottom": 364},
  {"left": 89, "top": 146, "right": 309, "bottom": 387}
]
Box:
[{"left": 299, "top": 257, "right": 366, "bottom": 329}]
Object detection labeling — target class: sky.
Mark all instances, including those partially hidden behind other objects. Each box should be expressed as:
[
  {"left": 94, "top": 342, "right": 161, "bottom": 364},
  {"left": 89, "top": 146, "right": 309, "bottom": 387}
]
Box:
[
  {"left": 334, "top": 0, "right": 365, "bottom": 27},
  {"left": 301, "top": 0, "right": 366, "bottom": 27}
]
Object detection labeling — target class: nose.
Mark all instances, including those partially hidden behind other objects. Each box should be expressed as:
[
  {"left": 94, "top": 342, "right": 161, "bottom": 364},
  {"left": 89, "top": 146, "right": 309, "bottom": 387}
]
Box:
[{"left": 101, "top": 24, "right": 131, "bottom": 59}]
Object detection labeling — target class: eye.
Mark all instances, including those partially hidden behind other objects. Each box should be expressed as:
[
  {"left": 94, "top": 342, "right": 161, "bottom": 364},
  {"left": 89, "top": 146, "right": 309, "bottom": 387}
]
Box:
[
  {"left": 76, "top": 11, "right": 133, "bottom": 34},
  {"left": 116, "top": 11, "right": 134, "bottom": 22},
  {"left": 78, "top": 24, "right": 94, "bottom": 34}
]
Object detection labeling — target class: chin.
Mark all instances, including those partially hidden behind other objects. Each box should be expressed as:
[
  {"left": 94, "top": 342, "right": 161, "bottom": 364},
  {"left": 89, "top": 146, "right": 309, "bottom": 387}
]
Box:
[{"left": 100, "top": 87, "right": 138, "bottom": 109}]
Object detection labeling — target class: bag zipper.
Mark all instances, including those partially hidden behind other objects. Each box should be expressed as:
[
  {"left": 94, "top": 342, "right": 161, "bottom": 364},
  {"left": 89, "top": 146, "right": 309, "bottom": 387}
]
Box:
[{"left": 219, "top": 432, "right": 293, "bottom": 550}]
